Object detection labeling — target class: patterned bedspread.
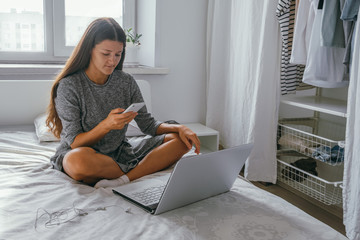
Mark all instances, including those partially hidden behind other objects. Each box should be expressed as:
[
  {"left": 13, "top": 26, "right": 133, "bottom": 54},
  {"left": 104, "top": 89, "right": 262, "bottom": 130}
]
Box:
[{"left": 0, "top": 131, "right": 347, "bottom": 240}]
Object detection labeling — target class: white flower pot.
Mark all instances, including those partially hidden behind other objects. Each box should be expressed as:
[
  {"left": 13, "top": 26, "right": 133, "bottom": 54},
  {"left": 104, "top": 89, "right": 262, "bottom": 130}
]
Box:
[{"left": 125, "top": 42, "right": 140, "bottom": 66}]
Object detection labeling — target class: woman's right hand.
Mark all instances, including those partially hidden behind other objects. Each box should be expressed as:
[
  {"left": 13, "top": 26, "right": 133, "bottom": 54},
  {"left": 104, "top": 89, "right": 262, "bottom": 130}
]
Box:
[
  {"left": 71, "top": 108, "right": 137, "bottom": 149},
  {"left": 102, "top": 108, "right": 138, "bottom": 131}
]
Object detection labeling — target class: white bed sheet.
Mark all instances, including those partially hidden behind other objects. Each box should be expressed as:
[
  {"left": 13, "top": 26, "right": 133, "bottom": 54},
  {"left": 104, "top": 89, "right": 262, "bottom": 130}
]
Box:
[{"left": 0, "top": 130, "right": 347, "bottom": 240}]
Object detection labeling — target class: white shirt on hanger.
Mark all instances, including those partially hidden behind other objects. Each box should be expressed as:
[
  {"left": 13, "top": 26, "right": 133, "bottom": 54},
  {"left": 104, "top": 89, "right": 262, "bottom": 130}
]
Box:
[
  {"left": 290, "top": 0, "right": 317, "bottom": 65},
  {"left": 302, "top": 3, "right": 349, "bottom": 88}
]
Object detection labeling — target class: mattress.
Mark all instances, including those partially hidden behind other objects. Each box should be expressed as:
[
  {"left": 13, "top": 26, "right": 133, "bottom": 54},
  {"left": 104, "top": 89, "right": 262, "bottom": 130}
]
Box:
[{"left": 0, "top": 130, "right": 347, "bottom": 240}]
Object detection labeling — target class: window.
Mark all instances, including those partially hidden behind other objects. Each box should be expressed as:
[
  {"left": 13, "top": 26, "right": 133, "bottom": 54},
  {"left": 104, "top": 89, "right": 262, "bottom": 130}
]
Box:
[
  {"left": 0, "top": 0, "right": 135, "bottom": 63},
  {"left": 0, "top": 0, "right": 44, "bottom": 53}
]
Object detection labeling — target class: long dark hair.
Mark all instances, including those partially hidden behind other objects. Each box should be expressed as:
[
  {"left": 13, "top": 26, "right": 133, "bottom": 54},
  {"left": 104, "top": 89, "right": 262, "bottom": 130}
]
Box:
[{"left": 46, "top": 17, "right": 127, "bottom": 138}]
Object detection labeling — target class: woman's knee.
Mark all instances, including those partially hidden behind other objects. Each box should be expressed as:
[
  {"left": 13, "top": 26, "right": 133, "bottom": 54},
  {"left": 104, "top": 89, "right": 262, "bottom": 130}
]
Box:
[
  {"left": 63, "top": 147, "right": 96, "bottom": 181},
  {"left": 164, "top": 133, "right": 181, "bottom": 142},
  {"left": 164, "top": 133, "right": 189, "bottom": 153}
]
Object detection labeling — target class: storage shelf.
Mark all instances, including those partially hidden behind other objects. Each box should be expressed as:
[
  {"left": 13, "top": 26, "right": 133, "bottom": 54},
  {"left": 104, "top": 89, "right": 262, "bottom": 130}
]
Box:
[
  {"left": 278, "top": 119, "right": 345, "bottom": 166},
  {"left": 281, "top": 95, "right": 347, "bottom": 118},
  {"left": 278, "top": 91, "right": 347, "bottom": 211},
  {"left": 277, "top": 156, "right": 343, "bottom": 205}
]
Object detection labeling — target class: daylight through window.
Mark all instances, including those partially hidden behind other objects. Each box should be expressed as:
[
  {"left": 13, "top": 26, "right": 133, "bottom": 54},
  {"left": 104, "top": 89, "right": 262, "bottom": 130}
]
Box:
[{"left": 0, "top": 0, "right": 132, "bottom": 63}]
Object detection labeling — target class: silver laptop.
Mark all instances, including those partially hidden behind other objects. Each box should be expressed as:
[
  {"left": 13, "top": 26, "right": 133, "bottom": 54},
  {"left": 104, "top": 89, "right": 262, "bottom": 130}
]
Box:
[{"left": 112, "top": 143, "right": 253, "bottom": 215}]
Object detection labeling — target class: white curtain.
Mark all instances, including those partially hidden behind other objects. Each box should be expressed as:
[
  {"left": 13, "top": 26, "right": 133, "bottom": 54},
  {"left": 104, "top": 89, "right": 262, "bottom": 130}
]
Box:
[
  {"left": 343, "top": 11, "right": 360, "bottom": 240},
  {"left": 206, "top": 0, "right": 281, "bottom": 182}
]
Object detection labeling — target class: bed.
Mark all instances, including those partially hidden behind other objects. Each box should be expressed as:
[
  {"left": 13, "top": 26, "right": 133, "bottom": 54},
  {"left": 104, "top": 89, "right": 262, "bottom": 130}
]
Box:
[{"left": 0, "top": 80, "right": 347, "bottom": 240}]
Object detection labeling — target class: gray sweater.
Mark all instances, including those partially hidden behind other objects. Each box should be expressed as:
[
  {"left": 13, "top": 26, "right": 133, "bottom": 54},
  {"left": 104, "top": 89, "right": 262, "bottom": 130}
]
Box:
[{"left": 50, "top": 70, "right": 162, "bottom": 172}]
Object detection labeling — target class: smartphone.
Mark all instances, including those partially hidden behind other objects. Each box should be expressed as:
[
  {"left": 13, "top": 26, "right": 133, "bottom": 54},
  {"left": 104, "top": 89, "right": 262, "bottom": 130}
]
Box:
[{"left": 123, "top": 102, "right": 145, "bottom": 113}]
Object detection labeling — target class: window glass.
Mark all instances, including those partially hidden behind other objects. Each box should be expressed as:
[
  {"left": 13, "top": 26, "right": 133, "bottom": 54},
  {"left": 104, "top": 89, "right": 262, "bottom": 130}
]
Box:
[
  {"left": 0, "top": 0, "right": 130, "bottom": 63},
  {"left": 64, "top": 0, "right": 123, "bottom": 46},
  {"left": 0, "top": 0, "right": 44, "bottom": 52}
]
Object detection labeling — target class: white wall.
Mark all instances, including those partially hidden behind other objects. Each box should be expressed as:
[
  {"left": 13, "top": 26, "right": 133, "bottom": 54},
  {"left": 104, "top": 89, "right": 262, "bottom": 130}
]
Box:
[{"left": 134, "top": 0, "right": 208, "bottom": 124}]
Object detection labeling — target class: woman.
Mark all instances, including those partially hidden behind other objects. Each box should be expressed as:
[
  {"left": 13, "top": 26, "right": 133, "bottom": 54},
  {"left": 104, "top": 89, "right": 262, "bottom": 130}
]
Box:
[{"left": 46, "top": 17, "right": 200, "bottom": 188}]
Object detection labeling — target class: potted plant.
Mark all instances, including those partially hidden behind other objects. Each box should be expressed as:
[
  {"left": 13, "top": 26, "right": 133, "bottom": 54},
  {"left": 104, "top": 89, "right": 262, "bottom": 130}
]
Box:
[{"left": 125, "top": 28, "right": 142, "bottom": 66}]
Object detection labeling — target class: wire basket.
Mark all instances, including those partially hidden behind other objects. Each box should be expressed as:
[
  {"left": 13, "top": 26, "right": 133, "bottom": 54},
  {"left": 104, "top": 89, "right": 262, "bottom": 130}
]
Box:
[
  {"left": 277, "top": 155, "right": 343, "bottom": 205},
  {"left": 277, "top": 118, "right": 345, "bottom": 166}
]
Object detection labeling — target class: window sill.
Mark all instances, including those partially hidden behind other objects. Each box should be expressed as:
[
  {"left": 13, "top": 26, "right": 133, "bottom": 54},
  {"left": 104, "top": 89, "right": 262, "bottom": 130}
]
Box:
[
  {"left": 0, "top": 64, "right": 169, "bottom": 77},
  {"left": 124, "top": 65, "right": 169, "bottom": 75}
]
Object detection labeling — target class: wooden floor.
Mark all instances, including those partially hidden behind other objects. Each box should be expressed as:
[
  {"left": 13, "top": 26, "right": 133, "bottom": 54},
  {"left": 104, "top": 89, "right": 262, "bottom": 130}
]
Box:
[{"left": 252, "top": 181, "right": 346, "bottom": 236}]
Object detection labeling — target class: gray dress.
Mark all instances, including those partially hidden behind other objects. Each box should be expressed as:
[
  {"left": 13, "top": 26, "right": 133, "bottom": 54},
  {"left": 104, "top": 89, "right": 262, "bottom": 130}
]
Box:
[{"left": 50, "top": 70, "right": 164, "bottom": 173}]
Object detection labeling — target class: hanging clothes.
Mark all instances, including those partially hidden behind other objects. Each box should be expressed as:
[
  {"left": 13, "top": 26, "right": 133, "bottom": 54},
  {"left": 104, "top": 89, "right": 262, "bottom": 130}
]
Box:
[
  {"left": 321, "top": 0, "right": 352, "bottom": 76},
  {"left": 321, "top": 0, "right": 346, "bottom": 48},
  {"left": 290, "top": 0, "right": 316, "bottom": 65},
  {"left": 302, "top": 0, "right": 349, "bottom": 88},
  {"left": 276, "top": 0, "right": 306, "bottom": 95},
  {"left": 341, "top": 0, "right": 360, "bottom": 66},
  {"left": 341, "top": 0, "right": 360, "bottom": 21}
]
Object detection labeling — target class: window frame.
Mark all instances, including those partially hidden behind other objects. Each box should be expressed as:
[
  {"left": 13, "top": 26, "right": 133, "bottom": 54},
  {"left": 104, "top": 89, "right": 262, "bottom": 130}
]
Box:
[{"left": 0, "top": 0, "right": 135, "bottom": 63}]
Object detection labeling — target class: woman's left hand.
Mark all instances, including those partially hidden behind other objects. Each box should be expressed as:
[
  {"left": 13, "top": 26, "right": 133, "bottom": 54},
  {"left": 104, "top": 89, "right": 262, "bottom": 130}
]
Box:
[{"left": 178, "top": 125, "right": 201, "bottom": 154}]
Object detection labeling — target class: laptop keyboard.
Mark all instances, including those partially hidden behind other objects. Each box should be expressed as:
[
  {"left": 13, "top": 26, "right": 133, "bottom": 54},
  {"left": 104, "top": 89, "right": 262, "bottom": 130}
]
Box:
[{"left": 131, "top": 185, "right": 166, "bottom": 206}]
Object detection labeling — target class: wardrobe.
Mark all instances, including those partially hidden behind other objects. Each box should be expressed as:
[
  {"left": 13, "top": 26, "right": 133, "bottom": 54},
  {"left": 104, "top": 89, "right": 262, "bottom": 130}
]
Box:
[{"left": 275, "top": 0, "right": 351, "bottom": 218}]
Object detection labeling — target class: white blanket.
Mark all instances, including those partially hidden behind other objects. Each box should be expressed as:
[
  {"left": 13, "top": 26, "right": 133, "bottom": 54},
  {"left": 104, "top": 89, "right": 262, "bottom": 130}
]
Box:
[{"left": 0, "top": 131, "right": 346, "bottom": 240}]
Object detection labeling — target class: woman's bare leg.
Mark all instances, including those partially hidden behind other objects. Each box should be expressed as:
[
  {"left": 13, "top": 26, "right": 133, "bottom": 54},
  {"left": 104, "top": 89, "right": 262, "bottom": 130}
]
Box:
[
  {"left": 64, "top": 133, "right": 190, "bottom": 186},
  {"left": 126, "top": 133, "right": 189, "bottom": 181},
  {"left": 94, "top": 133, "right": 190, "bottom": 188},
  {"left": 63, "top": 147, "right": 124, "bottom": 185}
]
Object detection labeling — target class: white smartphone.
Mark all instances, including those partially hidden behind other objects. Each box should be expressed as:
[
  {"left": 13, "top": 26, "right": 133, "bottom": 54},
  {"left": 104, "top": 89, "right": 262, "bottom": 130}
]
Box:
[{"left": 123, "top": 102, "right": 145, "bottom": 113}]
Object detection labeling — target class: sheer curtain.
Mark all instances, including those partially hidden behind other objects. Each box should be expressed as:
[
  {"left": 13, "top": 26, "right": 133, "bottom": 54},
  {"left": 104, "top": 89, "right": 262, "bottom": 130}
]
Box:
[
  {"left": 206, "top": 0, "right": 281, "bottom": 182},
  {"left": 343, "top": 10, "right": 360, "bottom": 240}
]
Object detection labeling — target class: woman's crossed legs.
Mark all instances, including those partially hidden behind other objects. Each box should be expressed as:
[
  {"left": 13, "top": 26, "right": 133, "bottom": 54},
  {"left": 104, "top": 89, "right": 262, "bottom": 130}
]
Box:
[{"left": 63, "top": 133, "right": 189, "bottom": 186}]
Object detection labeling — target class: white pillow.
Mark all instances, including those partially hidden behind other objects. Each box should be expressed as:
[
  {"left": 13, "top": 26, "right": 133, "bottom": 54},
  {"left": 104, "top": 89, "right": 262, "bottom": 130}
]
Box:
[
  {"left": 34, "top": 113, "right": 145, "bottom": 141},
  {"left": 34, "top": 113, "right": 60, "bottom": 142}
]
